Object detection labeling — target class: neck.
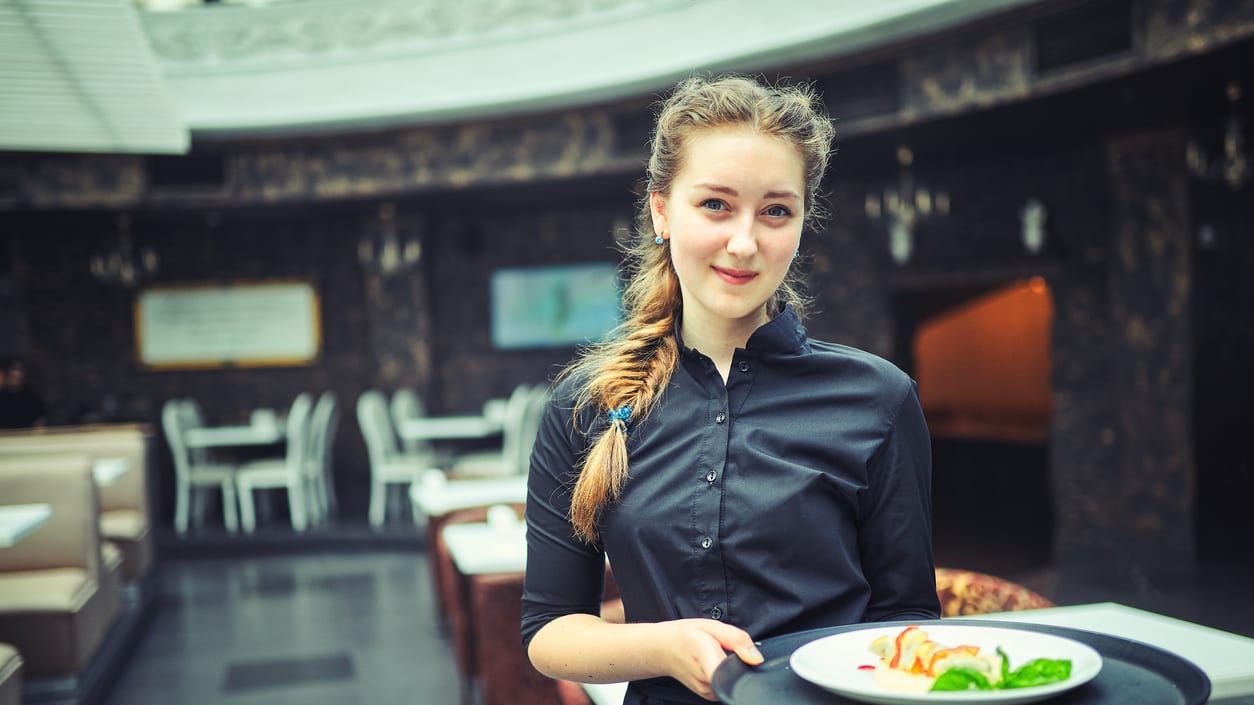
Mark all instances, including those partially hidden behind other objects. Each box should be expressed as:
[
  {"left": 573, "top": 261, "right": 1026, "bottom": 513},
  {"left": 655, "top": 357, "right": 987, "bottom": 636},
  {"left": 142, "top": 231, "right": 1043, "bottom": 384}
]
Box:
[{"left": 681, "top": 309, "right": 768, "bottom": 382}]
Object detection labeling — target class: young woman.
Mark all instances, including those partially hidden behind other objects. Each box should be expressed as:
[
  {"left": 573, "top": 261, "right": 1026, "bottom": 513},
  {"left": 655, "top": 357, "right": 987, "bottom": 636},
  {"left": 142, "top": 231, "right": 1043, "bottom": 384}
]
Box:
[{"left": 521, "top": 75, "right": 940, "bottom": 705}]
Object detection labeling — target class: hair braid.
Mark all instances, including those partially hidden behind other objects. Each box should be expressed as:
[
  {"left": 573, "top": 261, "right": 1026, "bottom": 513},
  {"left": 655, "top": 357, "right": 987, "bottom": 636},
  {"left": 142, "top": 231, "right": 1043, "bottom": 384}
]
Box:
[{"left": 565, "top": 253, "right": 679, "bottom": 542}]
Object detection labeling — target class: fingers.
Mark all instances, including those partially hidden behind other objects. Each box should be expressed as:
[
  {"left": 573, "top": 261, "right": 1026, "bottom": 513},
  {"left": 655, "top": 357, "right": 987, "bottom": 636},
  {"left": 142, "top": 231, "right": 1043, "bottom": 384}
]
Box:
[
  {"left": 698, "top": 621, "right": 764, "bottom": 666},
  {"left": 664, "top": 619, "right": 764, "bottom": 701}
]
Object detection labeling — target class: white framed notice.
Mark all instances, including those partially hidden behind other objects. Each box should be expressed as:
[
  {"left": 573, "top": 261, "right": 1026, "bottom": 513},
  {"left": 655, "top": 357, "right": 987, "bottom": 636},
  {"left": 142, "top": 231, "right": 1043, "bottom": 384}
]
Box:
[{"left": 135, "top": 280, "right": 321, "bottom": 369}]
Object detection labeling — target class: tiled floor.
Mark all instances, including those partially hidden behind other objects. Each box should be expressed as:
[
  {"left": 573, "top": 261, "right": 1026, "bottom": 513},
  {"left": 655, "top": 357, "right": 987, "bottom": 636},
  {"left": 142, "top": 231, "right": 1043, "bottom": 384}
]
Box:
[
  {"left": 102, "top": 549, "right": 460, "bottom": 705},
  {"left": 99, "top": 531, "right": 1253, "bottom": 705}
]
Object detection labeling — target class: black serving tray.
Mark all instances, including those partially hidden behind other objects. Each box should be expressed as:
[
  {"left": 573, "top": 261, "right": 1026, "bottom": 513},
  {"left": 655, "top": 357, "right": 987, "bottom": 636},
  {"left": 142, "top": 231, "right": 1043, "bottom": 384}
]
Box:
[{"left": 712, "top": 619, "right": 1210, "bottom": 705}]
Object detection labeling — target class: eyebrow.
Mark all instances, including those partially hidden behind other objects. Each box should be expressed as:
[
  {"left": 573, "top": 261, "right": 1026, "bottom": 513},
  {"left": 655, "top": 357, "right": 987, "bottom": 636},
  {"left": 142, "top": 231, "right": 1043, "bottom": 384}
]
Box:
[{"left": 694, "top": 183, "right": 801, "bottom": 201}]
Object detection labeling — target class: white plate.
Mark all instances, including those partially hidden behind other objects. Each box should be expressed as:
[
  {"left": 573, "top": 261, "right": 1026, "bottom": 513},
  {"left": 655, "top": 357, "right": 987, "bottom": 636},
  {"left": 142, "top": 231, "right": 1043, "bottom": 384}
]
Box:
[{"left": 789, "top": 624, "right": 1103, "bottom": 705}]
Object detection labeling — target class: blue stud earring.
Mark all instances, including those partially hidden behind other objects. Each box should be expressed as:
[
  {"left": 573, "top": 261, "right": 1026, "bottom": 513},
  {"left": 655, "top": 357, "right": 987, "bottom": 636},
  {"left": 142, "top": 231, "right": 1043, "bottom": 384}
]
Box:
[
  {"left": 794, "top": 250, "right": 800, "bottom": 259},
  {"left": 655, "top": 235, "right": 665, "bottom": 245}
]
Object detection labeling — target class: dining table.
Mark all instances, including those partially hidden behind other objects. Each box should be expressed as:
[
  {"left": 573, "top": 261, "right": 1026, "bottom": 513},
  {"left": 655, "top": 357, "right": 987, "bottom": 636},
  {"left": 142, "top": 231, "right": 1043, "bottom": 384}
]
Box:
[
  {"left": 440, "top": 512, "right": 529, "bottom": 705},
  {"left": 0, "top": 503, "right": 52, "bottom": 548},
  {"left": 441, "top": 513, "right": 528, "bottom": 576},
  {"left": 183, "top": 416, "right": 284, "bottom": 449},
  {"left": 579, "top": 602, "right": 1254, "bottom": 705},
  {"left": 967, "top": 602, "right": 1254, "bottom": 702},
  {"left": 409, "top": 472, "right": 527, "bottom": 518},
  {"left": 397, "top": 414, "right": 504, "bottom": 443}
]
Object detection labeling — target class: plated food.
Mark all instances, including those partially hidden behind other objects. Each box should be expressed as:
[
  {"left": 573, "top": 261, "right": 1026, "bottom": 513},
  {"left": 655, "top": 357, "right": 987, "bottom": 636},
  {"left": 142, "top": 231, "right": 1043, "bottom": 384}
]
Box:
[
  {"left": 867, "top": 625, "right": 1070, "bottom": 693},
  {"left": 788, "top": 624, "right": 1103, "bottom": 705}
]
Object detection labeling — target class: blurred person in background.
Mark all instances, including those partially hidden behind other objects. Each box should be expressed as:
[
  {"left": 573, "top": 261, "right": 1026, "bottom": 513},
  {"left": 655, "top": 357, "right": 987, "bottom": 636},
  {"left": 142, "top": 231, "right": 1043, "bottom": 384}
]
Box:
[{"left": 0, "top": 357, "right": 47, "bottom": 428}]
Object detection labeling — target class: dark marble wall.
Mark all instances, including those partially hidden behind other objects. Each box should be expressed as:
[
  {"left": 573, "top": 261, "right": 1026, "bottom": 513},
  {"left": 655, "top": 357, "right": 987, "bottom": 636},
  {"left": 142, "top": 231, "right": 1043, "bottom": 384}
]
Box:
[
  {"left": 1051, "top": 128, "right": 1197, "bottom": 580},
  {"left": 1191, "top": 178, "right": 1254, "bottom": 559},
  {"left": 1, "top": 1, "right": 1249, "bottom": 565}
]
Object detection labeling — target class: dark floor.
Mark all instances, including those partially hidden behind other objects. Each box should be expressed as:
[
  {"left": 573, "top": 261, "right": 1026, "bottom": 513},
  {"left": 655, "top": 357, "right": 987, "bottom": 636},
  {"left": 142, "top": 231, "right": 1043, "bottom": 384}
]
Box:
[
  {"left": 102, "top": 545, "right": 460, "bottom": 705},
  {"left": 97, "top": 525, "right": 1254, "bottom": 705}
]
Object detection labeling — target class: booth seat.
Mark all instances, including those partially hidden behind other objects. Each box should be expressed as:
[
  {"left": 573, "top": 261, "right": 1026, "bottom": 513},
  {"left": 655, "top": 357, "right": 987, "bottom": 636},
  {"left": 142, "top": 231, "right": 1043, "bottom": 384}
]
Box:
[
  {"left": 0, "top": 643, "right": 21, "bottom": 705},
  {"left": 0, "top": 456, "right": 120, "bottom": 679},
  {"left": 0, "top": 424, "right": 154, "bottom": 585}
]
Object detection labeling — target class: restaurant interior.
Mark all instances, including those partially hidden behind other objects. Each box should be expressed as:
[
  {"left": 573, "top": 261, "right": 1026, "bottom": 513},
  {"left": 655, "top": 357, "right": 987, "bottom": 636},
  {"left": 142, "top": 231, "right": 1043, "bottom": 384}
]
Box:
[{"left": 1, "top": 1, "right": 1253, "bottom": 704}]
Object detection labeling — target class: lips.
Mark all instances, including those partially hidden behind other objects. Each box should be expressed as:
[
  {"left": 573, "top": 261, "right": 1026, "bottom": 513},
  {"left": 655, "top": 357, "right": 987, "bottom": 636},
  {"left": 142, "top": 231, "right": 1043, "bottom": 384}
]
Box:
[{"left": 712, "top": 265, "right": 757, "bottom": 285}]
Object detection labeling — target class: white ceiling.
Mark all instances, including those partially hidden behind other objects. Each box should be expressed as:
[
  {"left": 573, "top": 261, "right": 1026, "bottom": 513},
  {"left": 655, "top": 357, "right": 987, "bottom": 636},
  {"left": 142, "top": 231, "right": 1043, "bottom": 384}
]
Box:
[
  {"left": 0, "top": 0, "right": 188, "bottom": 154},
  {"left": 0, "top": 0, "right": 1041, "bottom": 153}
]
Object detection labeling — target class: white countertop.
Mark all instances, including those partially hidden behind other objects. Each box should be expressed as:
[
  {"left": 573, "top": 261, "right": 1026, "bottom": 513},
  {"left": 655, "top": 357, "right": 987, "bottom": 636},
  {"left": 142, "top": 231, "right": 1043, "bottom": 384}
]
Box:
[
  {"left": 0, "top": 503, "right": 52, "bottom": 548},
  {"left": 970, "top": 602, "right": 1254, "bottom": 700},
  {"left": 441, "top": 520, "right": 527, "bottom": 576},
  {"left": 409, "top": 474, "right": 527, "bottom": 517}
]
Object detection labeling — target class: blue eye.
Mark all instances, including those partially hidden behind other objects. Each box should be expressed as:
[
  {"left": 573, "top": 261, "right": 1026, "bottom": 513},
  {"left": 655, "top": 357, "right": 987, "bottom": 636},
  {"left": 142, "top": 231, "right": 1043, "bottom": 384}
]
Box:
[
  {"left": 701, "top": 199, "right": 727, "bottom": 212},
  {"left": 765, "top": 205, "right": 792, "bottom": 217}
]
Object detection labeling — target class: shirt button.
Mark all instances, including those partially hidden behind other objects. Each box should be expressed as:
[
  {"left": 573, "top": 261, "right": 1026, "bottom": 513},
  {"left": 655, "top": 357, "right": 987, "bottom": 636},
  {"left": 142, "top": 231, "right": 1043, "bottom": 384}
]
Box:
[
  {"left": 710, "top": 607, "right": 723, "bottom": 620},
  {"left": 700, "top": 536, "right": 713, "bottom": 549},
  {"left": 738, "top": 361, "right": 750, "bottom": 373},
  {"left": 706, "top": 470, "right": 717, "bottom": 483},
  {"left": 715, "top": 412, "right": 727, "bottom": 424}
]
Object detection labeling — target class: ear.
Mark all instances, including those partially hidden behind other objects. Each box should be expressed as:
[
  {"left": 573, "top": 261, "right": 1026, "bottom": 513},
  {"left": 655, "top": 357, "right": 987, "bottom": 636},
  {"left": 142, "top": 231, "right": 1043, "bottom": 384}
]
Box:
[{"left": 649, "top": 191, "right": 669, "bottom": 241}]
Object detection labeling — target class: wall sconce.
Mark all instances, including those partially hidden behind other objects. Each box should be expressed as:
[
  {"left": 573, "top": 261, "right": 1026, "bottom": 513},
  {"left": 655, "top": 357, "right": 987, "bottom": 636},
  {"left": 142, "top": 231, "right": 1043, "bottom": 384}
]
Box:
[
  {"left": 358, "top": 202, "right": 422, "bottom": 277},
  {"left": 1186, "top": 81, "right": 1248, "bottom": 191},
  {"left": 89, "top": 213, "right": 159, "bottom": 287},
  {"left": 1020, "top": 198, "right": 1048, "bottom": 255},
  {"left": 864, "top": 145, "right": 950, "bottom": 265}
]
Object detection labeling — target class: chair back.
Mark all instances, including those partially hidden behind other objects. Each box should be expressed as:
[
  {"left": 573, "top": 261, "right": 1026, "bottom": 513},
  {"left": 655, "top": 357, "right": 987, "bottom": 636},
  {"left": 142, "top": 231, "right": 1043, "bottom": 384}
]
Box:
[
  {"left": 283, "top": 392, "right": 314, "bottom": 474},
  {"left": 306, "top": 391, "right": 339, "bottom": 478},
  {"left": 358, "top": 390, "right": 400, "bottom": 468},
  {"left": 515, "top": 385, "right": 550, "bottom": 476},
  {"left": 177, "top": 398, "right": 213, "bottom": 465},
  {"left": 162, "top": 398, "right": 191, "bottom": 481},
  {"left": 497, "top": 384, "right": 535, "bottom": 476},
  {"left": 391, "top": 388, "right": 432, "bottom": 455}
]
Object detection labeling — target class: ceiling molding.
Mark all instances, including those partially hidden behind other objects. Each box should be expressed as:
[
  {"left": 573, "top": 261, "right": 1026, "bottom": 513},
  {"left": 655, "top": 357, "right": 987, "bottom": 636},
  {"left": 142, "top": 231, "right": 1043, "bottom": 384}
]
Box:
[{"left": 140, "top": 0, "right": 1043, "bottom": 138}]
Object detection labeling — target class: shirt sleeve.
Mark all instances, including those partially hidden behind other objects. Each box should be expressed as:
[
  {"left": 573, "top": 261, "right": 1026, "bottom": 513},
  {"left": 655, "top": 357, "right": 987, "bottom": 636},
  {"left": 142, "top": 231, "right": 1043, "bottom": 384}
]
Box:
[
  {"left": 520, "top": 387, "right": 607, "bottom": 651},
  {"left": 857, "top": 379, "right": 942, "bottom": 622}
]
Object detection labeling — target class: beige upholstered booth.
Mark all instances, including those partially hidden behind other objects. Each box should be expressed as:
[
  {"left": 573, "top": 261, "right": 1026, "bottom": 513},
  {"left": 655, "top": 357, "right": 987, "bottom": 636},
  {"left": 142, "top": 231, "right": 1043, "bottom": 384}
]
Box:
[
  {"left": 0, "top": 424, "right": 154, "bottom": 586},
  {"left": 0, "top": 455, "right": 120, "bottom": 679}
]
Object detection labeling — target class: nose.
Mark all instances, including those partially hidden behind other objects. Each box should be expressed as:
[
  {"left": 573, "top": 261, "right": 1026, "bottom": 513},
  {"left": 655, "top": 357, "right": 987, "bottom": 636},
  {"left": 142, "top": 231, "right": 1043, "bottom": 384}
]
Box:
[{"left": 725, "top": 214, "right": 758, "bottom": 259}]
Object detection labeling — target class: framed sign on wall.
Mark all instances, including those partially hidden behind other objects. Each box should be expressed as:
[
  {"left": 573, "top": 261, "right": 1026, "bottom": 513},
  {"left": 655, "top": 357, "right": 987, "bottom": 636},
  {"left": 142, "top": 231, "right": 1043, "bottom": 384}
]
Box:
[
  {"left": 490, "top": 263, "right": 622, "bottom": 350},
  {"left": 135, "top": 280, "right": 321, "bottom": 369}
]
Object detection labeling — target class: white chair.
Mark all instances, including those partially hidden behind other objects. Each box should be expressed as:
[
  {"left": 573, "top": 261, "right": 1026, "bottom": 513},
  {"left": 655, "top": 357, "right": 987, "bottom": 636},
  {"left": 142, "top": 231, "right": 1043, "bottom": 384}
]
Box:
[
  {"left": 391, "top": 388, "right": 429, "bottom": 455},
  {"left": 358, "top": 389, "right": 441, "bottom": 529},
  {"left": 449, "top": 383, "right": 536, "bottom": 478},
  {"left": 235, "top": 393, "right": 314, "bottom": 533},
  {"left": 305, "top": 391, "right": 340, "bottom": 525},
  {"left": 162, "top": 398, "right": 239, "bottom": 534},
  {"left": 514, "top": 384, "right": 551, "bottom": 474}
]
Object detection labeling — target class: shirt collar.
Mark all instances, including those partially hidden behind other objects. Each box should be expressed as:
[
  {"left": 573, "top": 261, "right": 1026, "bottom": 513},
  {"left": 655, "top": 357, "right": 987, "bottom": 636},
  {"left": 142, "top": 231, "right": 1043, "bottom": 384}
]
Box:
[{"left": 675, "top": 305, "right": 809, "bottom": 358}]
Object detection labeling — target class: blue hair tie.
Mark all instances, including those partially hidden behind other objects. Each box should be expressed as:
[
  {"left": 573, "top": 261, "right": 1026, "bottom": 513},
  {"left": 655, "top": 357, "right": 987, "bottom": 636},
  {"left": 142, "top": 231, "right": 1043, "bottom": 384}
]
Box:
[{"left": 607, "top": 406, "right": 632, "bottom": 427}]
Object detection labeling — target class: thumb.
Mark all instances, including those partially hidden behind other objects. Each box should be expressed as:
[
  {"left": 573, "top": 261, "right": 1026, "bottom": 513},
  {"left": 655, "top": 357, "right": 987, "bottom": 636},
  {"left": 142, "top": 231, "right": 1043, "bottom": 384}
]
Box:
[{"left": 705, "top": 623, "right": 764, "bottom": 666}]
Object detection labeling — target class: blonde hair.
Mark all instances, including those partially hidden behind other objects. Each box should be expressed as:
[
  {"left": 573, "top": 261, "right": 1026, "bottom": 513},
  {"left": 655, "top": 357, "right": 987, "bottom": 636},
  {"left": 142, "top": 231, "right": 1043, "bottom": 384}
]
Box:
[{"left": 561, "top": 75, "right": 835, "bottom": 542}]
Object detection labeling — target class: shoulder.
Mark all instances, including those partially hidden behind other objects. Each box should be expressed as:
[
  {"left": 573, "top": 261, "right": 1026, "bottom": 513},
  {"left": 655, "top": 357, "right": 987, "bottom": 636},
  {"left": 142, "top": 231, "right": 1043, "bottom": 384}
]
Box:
[
  {"left": 799, "top": 339, "right": 917, "bottom": 416},
  {"left": 806, "top": 339, "right": 912, "bottom": 386}
]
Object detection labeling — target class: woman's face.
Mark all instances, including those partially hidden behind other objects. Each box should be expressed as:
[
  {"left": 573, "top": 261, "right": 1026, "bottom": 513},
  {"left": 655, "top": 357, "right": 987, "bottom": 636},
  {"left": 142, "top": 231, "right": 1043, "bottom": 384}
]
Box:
[{"left": 651, "top": 125, "right": 806, "bottom": 333}]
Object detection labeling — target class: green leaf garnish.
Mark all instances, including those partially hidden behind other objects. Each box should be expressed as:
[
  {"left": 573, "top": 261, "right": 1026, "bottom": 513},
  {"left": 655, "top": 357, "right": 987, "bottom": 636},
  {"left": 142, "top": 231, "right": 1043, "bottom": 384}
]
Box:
[
  {"left": 1001, "top": 658, "right": 1072, "bottom": 689},
  {"left": 931, "top": 668, "right": 993, "bottom": 691},
  {"left": 928, "top": 649, "right": 1072, "bottom": 692}
]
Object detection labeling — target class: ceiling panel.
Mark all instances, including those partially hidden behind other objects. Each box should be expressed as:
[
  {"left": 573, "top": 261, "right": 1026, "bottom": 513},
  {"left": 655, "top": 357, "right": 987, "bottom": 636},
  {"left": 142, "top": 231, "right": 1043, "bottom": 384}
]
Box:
[{"left": 0, "top": 0, "right": 188, "bottom": 154}]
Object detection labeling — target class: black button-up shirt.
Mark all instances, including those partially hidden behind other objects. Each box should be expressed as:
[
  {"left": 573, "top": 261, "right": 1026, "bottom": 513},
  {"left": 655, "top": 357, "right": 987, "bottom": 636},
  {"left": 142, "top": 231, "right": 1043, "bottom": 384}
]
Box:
[{"left": 522, "top": 309, "right": 940, "bottom": 704}]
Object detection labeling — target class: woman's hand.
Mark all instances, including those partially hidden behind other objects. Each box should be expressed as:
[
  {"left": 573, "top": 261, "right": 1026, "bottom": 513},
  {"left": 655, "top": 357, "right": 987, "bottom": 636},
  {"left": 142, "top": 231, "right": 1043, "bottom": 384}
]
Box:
[{"left": 659, "top": 619, "right": 764, "bottom": 701}]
